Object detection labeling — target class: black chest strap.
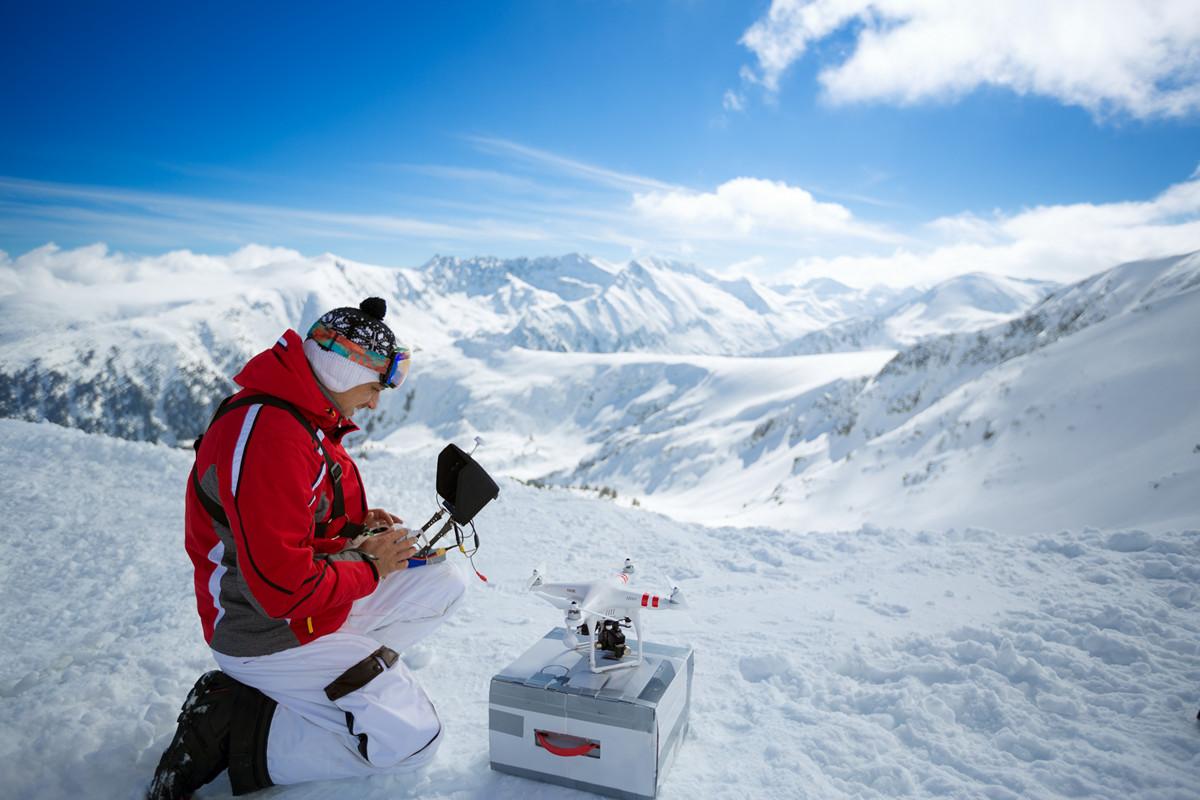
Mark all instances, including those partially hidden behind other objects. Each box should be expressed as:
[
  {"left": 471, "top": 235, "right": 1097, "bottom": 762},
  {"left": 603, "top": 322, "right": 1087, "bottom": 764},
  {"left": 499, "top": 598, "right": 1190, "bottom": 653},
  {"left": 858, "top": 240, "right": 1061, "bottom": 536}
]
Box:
[{"left": 190, "top": 394, "right": 367, "bottom": 539}]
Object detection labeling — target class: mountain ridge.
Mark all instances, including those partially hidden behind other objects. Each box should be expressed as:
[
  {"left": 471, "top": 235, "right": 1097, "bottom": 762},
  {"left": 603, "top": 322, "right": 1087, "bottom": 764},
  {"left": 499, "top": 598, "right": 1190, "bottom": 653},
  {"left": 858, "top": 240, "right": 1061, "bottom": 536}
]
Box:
[
  {"left": 1, "top": 247, "right": 1052, "bottom": 444},
  {"left": 7, "top": 246, "right": 1189, "bottom": 536}
]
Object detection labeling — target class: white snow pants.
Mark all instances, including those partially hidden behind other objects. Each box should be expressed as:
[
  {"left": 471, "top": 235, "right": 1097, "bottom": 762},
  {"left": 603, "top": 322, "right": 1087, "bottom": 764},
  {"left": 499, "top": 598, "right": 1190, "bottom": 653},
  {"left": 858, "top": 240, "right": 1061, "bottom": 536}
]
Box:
[{"left": 212, "top": 560, "right": 467, "bottom": 786}]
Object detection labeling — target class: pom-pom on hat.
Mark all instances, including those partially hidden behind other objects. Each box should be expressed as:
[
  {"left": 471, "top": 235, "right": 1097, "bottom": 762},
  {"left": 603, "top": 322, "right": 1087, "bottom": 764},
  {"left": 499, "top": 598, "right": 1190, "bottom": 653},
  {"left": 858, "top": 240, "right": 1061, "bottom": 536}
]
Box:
[{"left": 304, "top": 297, "right": 410, "bottom": 392}]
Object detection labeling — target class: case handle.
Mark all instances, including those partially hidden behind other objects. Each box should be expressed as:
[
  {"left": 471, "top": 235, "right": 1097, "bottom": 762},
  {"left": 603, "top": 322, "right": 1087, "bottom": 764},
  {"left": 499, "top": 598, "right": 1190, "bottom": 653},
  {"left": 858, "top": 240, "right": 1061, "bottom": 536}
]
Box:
[{"left": 534, "top": 730, "right": 599, "bottom": 758}]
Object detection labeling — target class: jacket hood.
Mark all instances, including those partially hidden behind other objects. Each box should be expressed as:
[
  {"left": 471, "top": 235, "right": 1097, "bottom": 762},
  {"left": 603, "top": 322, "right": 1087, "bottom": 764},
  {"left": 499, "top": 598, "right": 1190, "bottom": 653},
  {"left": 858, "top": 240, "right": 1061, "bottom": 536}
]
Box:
[{"left": 232, "top": 329, "right": 358, "bottom": 433}]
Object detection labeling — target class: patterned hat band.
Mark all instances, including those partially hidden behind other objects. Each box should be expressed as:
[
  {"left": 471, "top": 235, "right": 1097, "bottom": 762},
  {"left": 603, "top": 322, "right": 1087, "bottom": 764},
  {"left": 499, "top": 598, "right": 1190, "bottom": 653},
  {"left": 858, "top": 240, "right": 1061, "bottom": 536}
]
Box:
[{"left": 306, "top": 322, "right": 407, "bottom": 374}]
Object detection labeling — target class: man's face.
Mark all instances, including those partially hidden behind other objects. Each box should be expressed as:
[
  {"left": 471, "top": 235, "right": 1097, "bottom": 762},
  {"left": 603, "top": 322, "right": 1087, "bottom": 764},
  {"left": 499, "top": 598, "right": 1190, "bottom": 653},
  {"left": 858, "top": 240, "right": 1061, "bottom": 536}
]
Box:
[{"left": 330, "top": 382, "right": 384, "bottom": 418}]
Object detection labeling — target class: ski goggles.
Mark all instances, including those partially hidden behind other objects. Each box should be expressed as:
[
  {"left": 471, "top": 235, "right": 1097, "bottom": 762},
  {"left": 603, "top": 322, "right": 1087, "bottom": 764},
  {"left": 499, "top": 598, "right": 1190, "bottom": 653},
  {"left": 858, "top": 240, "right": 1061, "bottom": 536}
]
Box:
[{"left": 380, "top": 346, "right": 411, "bottom": 389}]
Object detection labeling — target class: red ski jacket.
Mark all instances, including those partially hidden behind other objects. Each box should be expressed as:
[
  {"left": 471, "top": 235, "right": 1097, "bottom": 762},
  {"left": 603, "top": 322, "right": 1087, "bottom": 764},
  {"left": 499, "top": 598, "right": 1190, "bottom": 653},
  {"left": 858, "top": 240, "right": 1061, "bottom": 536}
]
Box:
[{"left": 185, "top": 329, "right": 379, "bottom": 656}]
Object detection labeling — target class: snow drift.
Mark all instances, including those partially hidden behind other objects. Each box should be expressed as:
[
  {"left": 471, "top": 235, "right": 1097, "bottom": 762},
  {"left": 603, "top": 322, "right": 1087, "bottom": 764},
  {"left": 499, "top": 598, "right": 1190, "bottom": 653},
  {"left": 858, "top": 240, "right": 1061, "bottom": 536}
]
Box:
[{"left": 0, "top": 418, "right": 1197, "bottom": 799}]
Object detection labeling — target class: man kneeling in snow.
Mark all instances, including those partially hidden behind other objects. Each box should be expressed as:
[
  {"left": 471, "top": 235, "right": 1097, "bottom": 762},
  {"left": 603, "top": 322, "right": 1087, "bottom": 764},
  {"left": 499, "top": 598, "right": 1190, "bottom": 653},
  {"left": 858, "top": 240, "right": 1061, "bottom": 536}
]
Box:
[{"left": 148, "top": 298, "right": 466, "bottom": 798}]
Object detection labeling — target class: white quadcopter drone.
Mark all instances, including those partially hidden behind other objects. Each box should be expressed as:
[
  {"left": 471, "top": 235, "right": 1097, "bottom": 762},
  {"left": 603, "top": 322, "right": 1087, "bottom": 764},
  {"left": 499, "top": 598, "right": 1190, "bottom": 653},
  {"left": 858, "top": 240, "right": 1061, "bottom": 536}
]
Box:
[{"left": 527, "top": 558, "right": 687, "bottom": 673}]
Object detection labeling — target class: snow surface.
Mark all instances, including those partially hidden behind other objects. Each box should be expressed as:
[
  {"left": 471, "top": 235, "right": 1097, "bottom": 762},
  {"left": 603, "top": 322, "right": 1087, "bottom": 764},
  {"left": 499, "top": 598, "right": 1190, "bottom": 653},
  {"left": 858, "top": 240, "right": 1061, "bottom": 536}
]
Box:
[
  {"left": 763, "top": 273, "right": 1057, "bottom": 356},
  {"left": 726, "top": 253, "right": 1200, "bottom": 534},
  {"left": 0, "top": 245, "right": 1044, "bottom": 444},
  {"left": 1, "top": 418, "right": 1198, "bottom": 800},
  {"left": 2, "top": 244, "right": 1198, "bottom": 798},
  {"left": 0, "top": 243, "right": 1081, "bottom": 533}
]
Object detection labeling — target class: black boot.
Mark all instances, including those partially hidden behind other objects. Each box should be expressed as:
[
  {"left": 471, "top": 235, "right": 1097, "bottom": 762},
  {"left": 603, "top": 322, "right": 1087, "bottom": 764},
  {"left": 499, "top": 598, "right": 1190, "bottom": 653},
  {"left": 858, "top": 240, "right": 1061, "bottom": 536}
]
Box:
[
  {"left": 228, "top": 681, "right": 277, "bottom": 796},
  {"left": 147, "top": 670, "right": 278, "bottom": 799},
  {"left": 147, "top": 671, "right": 240, "bottom": 800}
]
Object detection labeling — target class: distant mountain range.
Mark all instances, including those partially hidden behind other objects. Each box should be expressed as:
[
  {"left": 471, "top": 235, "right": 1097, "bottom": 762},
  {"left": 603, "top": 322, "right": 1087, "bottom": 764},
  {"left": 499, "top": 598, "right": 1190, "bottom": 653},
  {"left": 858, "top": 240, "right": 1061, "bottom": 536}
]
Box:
[
  {"left": 6, "top": 246, "right": 1195, "bottom": 533},
  {"left": 0, "top": 250, "right": 1051, "bottom": 445},
  {"left": 761, "top": 273, "right": 1057, "bottom": 355},
  {"left": 775, "top": 250, "right": 1200, "bottom": 532},
  {"left": 511, "top": 251, "right": 1199, "bottom": 533},
  {"left": 430, "top": 254, "right": 924, "bottom": 356}
]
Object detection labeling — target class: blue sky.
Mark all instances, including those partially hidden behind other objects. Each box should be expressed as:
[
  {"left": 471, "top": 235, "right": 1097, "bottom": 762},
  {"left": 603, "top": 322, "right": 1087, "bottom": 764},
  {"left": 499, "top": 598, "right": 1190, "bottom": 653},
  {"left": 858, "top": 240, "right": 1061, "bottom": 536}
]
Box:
[{"left": 2, "top": 0, "right": 1198, "bottom": 285}]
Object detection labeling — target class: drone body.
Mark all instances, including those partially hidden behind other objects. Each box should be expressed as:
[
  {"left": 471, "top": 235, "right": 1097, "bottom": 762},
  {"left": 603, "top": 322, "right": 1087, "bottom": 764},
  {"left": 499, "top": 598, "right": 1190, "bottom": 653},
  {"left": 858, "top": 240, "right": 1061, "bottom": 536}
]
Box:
[{"left": 528, "top": 559, "right": 686, "bottom": 673}]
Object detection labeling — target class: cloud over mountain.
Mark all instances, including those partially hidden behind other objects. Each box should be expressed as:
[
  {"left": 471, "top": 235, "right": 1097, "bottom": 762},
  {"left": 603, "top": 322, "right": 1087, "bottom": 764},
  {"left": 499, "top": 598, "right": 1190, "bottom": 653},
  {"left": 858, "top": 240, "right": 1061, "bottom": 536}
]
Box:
[
  {"left": 739, "top": 0, "right": 1200, "bottom": 119},
  {"left": 792, "top": 172, "right": 1200, "bottom": 286},
  {"left": 632, "top": 177, "right": 895, "bottom": 243}
]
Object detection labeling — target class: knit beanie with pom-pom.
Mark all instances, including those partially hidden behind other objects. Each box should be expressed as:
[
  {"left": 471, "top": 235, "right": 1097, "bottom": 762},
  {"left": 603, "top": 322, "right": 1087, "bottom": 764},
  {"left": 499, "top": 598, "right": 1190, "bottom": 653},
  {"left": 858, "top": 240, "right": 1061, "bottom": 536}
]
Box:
[{"left": 303, "top": 297, "right": 410, "bottom": 392}]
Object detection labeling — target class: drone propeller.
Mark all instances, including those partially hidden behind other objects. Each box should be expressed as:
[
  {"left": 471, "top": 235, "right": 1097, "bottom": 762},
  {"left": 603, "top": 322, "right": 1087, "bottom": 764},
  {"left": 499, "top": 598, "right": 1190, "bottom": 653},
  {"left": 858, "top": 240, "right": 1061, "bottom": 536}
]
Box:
[{"left": 526, "top": 564, "right": 546, "bottom": 592}]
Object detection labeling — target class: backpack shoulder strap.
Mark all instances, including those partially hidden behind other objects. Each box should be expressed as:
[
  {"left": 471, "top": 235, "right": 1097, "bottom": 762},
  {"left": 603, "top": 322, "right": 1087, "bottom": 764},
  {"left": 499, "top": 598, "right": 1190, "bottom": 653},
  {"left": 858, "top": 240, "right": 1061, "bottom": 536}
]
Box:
[{"left": 190, "top": 394, "right": 365, "bottom": 538}]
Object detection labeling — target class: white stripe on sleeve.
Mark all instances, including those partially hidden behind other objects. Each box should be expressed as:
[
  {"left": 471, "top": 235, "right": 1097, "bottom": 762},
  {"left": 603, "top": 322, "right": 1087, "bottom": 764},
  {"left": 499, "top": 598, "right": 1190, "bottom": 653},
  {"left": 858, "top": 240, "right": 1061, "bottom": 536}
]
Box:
[
  {"left": 230, "top": 404, "right": 262, "bottom": 497},
  {"left": 310, "top": 462, "right": 326, "bottom": 491}
]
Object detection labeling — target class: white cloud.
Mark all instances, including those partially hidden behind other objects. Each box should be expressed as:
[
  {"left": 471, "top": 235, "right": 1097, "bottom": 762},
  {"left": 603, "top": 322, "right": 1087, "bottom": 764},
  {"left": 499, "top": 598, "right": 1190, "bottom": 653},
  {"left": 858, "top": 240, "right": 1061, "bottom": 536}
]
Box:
[
  {"left": 715, "top": 255, "right": 768, "bottom": 279},
  {"left": 722, "top": 90, "right": 746, "bottom": 112},
  {"left": 3, "top": 172, "right": 1198, "bottom": 295},
  {"left": 4, "top": 143, "right": 1198, "bottom": 292},
  {"left": 0, "top": 176, "right": 470, "bottom": 240},
  {"left": 465, "top": 136, "right": 675, "bottom": 192},
  {"left": 631, "top": 177, "right": 896, "bottom": 243},
  {"left": 791, "top": 173, "right": 1200, "bottom": 286},
  {"left": 740, "top": 0, "right": 1200, "bottom": 118},
  {"left": 0, "top": 242, "right": 303, "bottom": 292},
  {"left": 0, "top": 175, "right": 565, "bottom": 260}
]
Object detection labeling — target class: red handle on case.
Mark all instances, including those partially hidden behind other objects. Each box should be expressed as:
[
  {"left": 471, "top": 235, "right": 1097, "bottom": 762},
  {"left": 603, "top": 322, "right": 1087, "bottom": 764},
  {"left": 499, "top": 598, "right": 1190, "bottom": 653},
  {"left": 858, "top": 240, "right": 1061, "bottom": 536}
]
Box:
[{"left": 535, "top": 730, "right": 599, "bottom": 757}]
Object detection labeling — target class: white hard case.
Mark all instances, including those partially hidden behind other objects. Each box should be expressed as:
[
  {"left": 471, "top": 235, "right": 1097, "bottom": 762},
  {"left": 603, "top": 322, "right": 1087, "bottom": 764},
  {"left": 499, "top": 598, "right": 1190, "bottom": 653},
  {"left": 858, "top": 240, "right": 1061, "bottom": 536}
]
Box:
[{"left": 488, "top": 628, "right": 693, "bottom": 800}]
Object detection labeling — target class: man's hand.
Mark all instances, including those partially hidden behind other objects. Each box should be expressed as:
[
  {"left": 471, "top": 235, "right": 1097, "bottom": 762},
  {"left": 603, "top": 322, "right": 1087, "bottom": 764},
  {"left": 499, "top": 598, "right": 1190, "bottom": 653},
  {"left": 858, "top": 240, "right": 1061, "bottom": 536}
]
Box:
[
  {"left": 357, "top": 527, "right": 418, "bottom": 579},
  {"left": 364, "top": 508, "right": 404, "bottom": 531}
]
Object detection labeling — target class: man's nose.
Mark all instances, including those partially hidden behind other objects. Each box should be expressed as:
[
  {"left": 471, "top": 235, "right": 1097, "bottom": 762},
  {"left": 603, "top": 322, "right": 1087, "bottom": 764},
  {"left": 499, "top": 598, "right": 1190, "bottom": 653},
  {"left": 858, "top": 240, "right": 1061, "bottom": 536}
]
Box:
[{"left": 367, "top": 394, "right": 380, "bottom": 410}]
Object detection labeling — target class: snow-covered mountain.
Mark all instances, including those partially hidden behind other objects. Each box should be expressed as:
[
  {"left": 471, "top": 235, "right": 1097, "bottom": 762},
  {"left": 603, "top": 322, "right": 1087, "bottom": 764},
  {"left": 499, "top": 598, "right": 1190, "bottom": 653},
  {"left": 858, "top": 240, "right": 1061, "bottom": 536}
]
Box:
[
  {"left": 0, "top": 248, "right": 417, "bottom": 443},
  {"left": 3, "top": 244, "right": 1199, "bottom": 799},
  {"left": 419, "top": 253, "right": 617, "bottom": 301},
  {"left": 442, "top": 255, "right": 902, "bottom": 355},
  {"left": 697, "top": 253, "right": 1200, "bottom": 531},
  {"left": 530, "top": 252, "right": 1199, "bottom": 532},
  {"left": 4, "top": 243, "right": 1194, "bottom": 535},
  {"left": 0, "top": 246, "right": 1038, "bottom": 445},
  {"left": 762, "top": 272, "right": 1057, "bottom": 355},
  {"left": 382, "top": 251, "right": 1196, "bottom": 535},
  {"left": 410, "top": 252, "right": 931, "bottom": 355}
]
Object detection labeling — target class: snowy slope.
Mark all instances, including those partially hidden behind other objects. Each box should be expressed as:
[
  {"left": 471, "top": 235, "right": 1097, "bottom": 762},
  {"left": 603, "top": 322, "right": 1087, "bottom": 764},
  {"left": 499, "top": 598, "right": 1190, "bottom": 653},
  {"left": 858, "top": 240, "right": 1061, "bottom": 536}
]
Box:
[
  {"left": 0, "top": 245, "right": 1024, "bottom": 445},
  {"left": 725, "top": 252, "right": 1200, "bottom": 533},
  {"left": 1, "top": 244, "right": 1194, "bottom": 538},
  {"left": 498, "top": 258, "right": 829, "bottom": 355},
  {"left": 1, "top": 418, "right": 1197, "bottom": 800},
  {"left": 415, "top": 253, "right": 1199, "bottom": 536},
  {"left": 0, "top": 246, "right": 423, "bottom": 444},
  {"left": 377, "top": 346, "right": 895, "bottom": 501},
  {"left": 764, "top": 273, "right": 1057, "bottom": 355},
  {"left": 772, "top": 276, "right": 921, "bottom": 327},
  {"left": 410, "top": 253, "right": 915, "bottom": 355}
]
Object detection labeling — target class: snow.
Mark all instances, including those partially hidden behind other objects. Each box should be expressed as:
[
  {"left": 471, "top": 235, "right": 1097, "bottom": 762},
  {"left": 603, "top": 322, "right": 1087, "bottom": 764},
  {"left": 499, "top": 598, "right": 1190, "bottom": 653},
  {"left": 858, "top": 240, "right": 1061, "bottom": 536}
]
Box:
[
  {"left": 0, "top": 243, "right": 1085, "bottom": 532},
  {"left": 734, "top": 269, "right": 1200, "bottom": 535},
  {"left": 2, "top": 243, "right": 1199, "bottom": 798},
  {"left": 398, "top": 346, "right": 895, "bottom": 492},
  {"left": 1, "top": 417, "right": 1198, "bottom": 799},
  {"left": 765, "top": 273, "right": 1057, "bottom": 356}
]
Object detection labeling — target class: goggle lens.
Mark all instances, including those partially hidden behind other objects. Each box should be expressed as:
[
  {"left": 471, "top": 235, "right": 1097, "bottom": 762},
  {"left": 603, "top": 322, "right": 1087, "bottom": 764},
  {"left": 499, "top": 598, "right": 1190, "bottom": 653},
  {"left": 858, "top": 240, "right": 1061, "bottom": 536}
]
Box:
[{"left": 381, "top": 349, "right": 411, "bottom": 388}]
